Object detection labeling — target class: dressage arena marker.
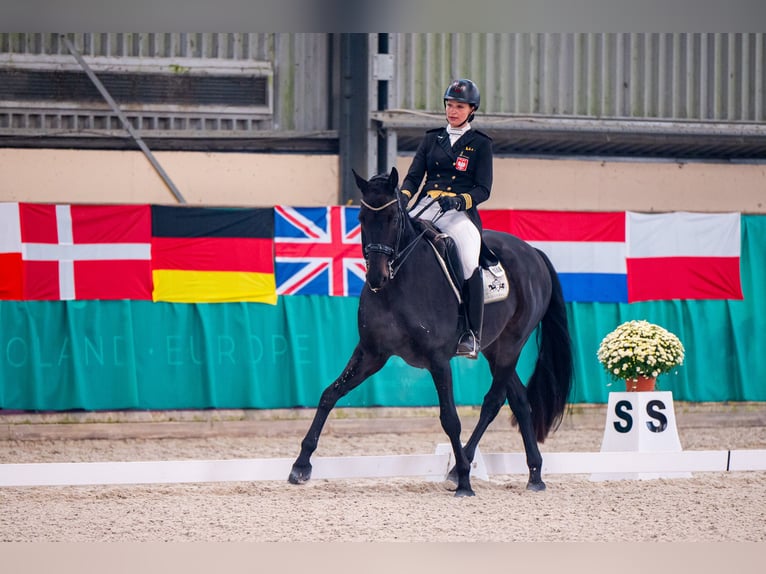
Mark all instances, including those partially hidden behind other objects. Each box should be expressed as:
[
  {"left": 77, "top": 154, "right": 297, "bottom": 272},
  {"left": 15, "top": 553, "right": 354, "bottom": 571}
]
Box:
[
  {"left": 592, "top": 391, "right": 691, "bottom": 481},
  {"left": 1, "top": 449, "right": 765, "bottom": 487}
]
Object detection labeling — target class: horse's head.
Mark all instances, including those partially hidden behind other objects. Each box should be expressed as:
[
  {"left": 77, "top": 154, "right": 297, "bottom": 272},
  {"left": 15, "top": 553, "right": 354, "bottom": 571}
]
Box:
[{"left": 355, "top": 167, "right": 407, "bottom": 293}]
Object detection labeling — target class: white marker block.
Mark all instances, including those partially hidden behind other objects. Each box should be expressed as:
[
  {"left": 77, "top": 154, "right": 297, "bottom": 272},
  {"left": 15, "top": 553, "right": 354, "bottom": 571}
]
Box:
[
  {"left": 591, "top": 391, "right": 692, "bottom": 481},
  {"left": 430, "top": 443, "right": 489, "bottom": 482}
]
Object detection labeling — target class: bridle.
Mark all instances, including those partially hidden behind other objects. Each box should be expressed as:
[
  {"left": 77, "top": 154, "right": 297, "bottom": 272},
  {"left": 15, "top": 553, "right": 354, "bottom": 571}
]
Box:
[
  {"left": 360, "top": 190, "right": 429, "bottom": 285},
  {"left": 360, "top": 196, "right": 403, "bottom": 285}
]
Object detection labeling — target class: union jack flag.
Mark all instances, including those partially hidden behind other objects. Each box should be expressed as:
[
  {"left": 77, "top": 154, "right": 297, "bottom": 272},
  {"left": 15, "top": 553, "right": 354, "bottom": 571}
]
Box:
[{"left": 274, "top": 206, "right": 366, "bottom": 296}]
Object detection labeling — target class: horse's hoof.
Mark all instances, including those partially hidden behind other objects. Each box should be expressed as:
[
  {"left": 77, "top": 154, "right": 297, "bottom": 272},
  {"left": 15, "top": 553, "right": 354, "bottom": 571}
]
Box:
[
  {"left": 288, "top": 464, "right": 312, "bottom": 485},
  {"left": 526, "top": 480, "right": 546, "bottom": 492},
  {"left": 454, "top": 487, "right": 476, "bottom": 498}
]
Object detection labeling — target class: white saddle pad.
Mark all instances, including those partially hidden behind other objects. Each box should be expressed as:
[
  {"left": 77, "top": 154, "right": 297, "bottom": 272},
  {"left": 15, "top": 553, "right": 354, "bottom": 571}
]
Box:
[{"left": 483, "top": 263, "right": 509, "bottom": 303}]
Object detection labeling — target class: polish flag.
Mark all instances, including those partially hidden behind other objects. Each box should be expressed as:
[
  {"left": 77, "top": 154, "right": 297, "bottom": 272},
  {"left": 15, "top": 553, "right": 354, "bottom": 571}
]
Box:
[
  {"left": 626, "top": 211, "right": 743, "bottom": 302},
  {"left": 0, "top": 202, "right": 23, "bottom": 299}
]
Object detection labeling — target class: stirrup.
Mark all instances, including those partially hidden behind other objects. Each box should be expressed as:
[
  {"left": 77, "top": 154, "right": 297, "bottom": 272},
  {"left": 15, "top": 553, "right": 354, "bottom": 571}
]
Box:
[{"left": 455, "top": 331, "right": 480, "bottom": 359}]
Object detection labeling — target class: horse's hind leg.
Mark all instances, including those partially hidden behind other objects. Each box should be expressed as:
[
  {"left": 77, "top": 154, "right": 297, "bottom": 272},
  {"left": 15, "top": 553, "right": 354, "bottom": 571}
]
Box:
[
  {"left": 505, "top": 370, "right": 546, "bottom": 491},
  {"left": 288, "top": 346, "right": 386, "bottom": 485},
  {"left": 446, "top": 376, "right": 507, "bottom": 485},
  {"left": 451, "top": 366, "right": 546, "bottom": 491}
]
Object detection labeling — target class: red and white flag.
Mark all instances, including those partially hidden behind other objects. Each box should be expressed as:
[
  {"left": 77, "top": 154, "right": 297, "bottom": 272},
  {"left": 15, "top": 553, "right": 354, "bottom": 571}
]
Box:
[
  {"left": 482, "top": 209, "right": 743, "bottom": 303},
  {"left": 626, "top": 211, "right": 743, "bottom": 302},
  {"left": 19, "top": 204, "right": 153, "bottom": 300},
  {"left": 0, "top": 202, "right": 23, "bottom": 299}
]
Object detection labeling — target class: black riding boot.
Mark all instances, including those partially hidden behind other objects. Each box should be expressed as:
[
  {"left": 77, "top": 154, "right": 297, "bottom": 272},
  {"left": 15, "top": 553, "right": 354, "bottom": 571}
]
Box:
[{"left": 456, "top": 268, "right": 484, "bottom": 359}]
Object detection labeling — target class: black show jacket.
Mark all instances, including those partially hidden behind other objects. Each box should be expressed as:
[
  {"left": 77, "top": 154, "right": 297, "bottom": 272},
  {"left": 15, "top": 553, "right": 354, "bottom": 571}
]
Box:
[{"left": 401, "top": 126, "right": 493, "bottom": 230}]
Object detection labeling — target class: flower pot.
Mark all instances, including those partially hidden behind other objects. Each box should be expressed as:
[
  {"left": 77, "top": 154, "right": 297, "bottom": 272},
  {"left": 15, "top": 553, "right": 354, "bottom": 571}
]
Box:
[{"left": 625, "top": 376, "right": 656, "bottom": 392}]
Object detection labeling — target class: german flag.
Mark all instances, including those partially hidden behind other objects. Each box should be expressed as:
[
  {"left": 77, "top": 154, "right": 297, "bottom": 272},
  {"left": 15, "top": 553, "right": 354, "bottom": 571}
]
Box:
[{"left": 151, "top": 206, "right": 277, "bottom": 304}]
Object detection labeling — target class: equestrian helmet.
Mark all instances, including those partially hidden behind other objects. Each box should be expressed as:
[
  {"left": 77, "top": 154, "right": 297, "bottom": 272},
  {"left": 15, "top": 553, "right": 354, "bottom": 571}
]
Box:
[{"left": 443, "top": 79, "right": 481, "bottom": 110}]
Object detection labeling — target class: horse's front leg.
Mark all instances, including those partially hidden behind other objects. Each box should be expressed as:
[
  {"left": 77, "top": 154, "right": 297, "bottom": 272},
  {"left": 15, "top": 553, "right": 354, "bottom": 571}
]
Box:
[
  {"left": 447, "top": 374, "right": 507, "bottom": 485},
  {"left": 430, "top": 362, "right": 474, "bottom": 497},
  {"left": 288, "top": 345, "right": 386, "bottom": 485}
]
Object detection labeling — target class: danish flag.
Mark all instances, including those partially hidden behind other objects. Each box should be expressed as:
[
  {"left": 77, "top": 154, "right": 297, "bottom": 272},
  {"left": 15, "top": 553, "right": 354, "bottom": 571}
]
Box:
[{"left": 274, "top": 206, "right": 366, "bottom": 296}]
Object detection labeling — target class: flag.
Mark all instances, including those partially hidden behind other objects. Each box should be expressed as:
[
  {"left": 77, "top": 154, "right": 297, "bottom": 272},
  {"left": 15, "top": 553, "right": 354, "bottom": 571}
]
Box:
[
  {"left": 151, "top": 206, "right": 277, "bottom": 304},
  {"left": 626, "top": 211, "right": 743, "bottom": 302},
  {"left": 19, "top": 203, "right": 152, "bottom": 300},
  {"left": 481, "top": 209, "right": 742, "bottom": 303},
  {"left": 481, "top": 210, "right": 627, "bottom": 302},
  {"left": 274, "top": 206, "right": 365, "bottom": 296},
  {"left": 0, "top": 202, "right": 23, "bottom": 299}
]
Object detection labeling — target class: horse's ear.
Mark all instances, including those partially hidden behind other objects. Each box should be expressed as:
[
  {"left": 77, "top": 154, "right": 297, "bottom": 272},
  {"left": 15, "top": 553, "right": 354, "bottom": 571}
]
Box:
[
  {"left": 352, "top": 169, "right": 367, "bottom": 192},
  {"left": 389, "top": 167, "right": 399, "bottom": 188}
]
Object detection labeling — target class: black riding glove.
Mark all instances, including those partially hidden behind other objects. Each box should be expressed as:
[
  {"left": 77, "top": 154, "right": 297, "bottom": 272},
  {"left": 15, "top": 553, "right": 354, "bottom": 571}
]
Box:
[{"left": 437, "top": 195, "right": 466, "bottom": 212}]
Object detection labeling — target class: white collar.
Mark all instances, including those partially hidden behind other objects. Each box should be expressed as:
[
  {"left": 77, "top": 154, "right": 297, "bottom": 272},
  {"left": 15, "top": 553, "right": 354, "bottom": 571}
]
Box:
[{"left": 446, "top": 122, "right": 471, "bottom": 136}]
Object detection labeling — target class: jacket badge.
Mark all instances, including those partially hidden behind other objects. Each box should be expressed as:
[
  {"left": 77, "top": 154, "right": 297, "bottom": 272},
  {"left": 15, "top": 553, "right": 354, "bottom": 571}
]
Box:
[{"left": 455, "top": 156, "right": 469, "bottom": 171}]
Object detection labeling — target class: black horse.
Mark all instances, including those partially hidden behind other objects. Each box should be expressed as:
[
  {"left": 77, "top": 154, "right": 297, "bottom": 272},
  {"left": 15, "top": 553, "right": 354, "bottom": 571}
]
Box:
[{"left": 288, "top": 168, "right": 573, "bottom": 496}]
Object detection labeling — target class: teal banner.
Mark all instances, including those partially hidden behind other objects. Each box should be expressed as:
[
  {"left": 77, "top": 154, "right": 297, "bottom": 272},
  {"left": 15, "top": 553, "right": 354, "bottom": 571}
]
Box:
[{"left": 1, "top": 216, "right": 764, "bottom": 411}]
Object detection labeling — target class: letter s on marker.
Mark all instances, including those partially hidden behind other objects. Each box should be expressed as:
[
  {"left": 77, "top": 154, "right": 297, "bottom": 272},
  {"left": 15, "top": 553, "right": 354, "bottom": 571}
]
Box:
[
  {"left": 645, "top": 400, "right": 668, "bottom": 433},
  {"left": 613, "top": 400, "right": 633, "bottom": 433}
]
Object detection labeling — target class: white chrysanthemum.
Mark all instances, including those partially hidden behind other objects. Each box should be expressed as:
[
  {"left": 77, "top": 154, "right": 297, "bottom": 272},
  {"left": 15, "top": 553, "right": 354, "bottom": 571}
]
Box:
[{"left": 596, "top": 320, "right": 685, "bottom": 384}]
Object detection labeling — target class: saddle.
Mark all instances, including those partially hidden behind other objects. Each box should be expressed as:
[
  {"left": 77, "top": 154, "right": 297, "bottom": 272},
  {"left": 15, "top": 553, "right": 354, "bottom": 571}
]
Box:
[{"left": 412, "top": 219, "right": 509, "bottom": 304}]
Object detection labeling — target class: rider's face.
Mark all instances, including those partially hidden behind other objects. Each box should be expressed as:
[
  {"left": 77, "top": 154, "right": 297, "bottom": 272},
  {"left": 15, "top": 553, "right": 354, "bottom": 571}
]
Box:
[{"left": 445, "top": 100, "right": 472, "bottom": 128}]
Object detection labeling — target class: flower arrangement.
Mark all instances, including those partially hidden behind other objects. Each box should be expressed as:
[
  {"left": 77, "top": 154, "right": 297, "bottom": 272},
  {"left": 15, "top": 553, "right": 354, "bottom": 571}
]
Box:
[{"left": 597, "top": 320, "right": 685, "bottom": 383}]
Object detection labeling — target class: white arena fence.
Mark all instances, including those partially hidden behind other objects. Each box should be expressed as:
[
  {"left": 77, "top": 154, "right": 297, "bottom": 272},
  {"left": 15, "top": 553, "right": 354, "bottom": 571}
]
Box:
[{"left": 1, "top": 449, "right": 765, "bottom": 487}]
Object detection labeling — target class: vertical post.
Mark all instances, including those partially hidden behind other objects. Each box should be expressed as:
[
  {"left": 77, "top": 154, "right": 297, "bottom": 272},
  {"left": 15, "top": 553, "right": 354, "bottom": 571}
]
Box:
[
  {"left": 338, "top": 33, "right": 370, "bottom": 205},
  {"left": 338, "top": 33, "right": 398, "bottom": 205},
  {"left": 373, "top": 33, "right": 398, "bottom": 177}
]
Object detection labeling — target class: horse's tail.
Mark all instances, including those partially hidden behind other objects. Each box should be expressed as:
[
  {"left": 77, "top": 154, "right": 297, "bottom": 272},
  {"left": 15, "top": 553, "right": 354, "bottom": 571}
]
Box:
[{"left": 527, "top": 249, "right": 574, "bottom": 443}]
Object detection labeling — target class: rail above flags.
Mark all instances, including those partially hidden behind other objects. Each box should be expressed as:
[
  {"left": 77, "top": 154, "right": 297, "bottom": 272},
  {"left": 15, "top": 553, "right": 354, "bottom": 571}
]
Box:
[{"left": 481, "top": 210, "right": 743, "bottom": 303}]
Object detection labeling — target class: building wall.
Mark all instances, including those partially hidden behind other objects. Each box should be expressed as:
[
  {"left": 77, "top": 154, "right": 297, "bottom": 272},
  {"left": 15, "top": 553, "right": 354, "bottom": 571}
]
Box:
[
  {"left": 2, "top": 148, "right": 764, "bottom": 213},
  {"left": 0, "top": 33, "right": 337, "bottom": 135},
  {"left": 3, "top": 33, "right": 763, "bottom": 141},
  {"left": 392, "top": 33, "right": 766, "bottom": 121}
]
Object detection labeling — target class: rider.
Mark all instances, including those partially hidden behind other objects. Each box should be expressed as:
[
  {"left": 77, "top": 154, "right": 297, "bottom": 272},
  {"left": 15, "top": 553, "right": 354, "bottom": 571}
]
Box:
[{"left": 399, "top": 78, "right": 493, "bottom": 359}]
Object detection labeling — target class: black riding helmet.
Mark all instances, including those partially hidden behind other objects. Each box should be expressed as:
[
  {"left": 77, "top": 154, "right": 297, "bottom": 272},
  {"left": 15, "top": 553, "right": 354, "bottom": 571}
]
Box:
[{"left": 443, "top": 78, "right": 480, "bottom": 122}]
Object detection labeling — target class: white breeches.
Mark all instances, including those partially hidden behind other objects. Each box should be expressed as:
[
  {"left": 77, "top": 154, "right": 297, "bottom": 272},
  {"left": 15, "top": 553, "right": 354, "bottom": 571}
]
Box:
[{"left": 412, "top": 201, "right": 480, "bottom": 279}]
